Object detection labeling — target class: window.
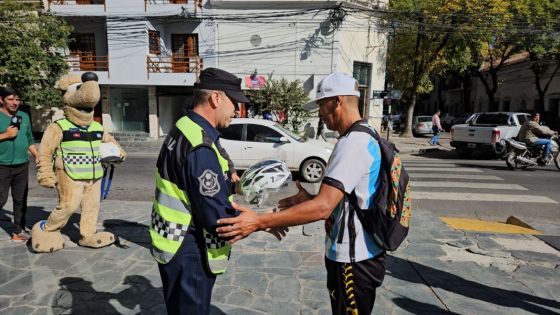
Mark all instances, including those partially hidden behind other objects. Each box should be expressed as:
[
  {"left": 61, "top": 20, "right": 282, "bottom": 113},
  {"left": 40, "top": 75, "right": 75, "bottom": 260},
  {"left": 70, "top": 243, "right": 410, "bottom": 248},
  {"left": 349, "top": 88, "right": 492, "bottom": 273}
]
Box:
[
  {"left": 69, "top": 33, "right": 95, "bottom": 55},
  {"left": 219, "top": 124, "right": 243, "bottom": 141},
  {"left": 474, "top": 113, "right": 510, "bottom": 125},
  {"left": 502, "top": 100, "right": 511, "bottom": 112},
  {"left": 171, "top": 34, "right": 199, "bottom": 72},
  {"left": 246, "top": 124, "right": 282, "bottom": 143},
  {"left": 148, "top": 30, "right": 161, "bottom": 54},
  {"left": 550, "top": 98, "right": 560, "bottom": 116},
  {"left": 353, "top": 62, "right": 372, "bottom": 117}
]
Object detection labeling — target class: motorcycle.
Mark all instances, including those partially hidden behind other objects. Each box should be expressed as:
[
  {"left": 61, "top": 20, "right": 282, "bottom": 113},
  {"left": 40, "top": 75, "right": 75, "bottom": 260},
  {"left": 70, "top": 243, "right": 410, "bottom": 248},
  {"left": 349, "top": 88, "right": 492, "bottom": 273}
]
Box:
[{"left": 503, "top": 135, "right": 560, "bottom": 170}]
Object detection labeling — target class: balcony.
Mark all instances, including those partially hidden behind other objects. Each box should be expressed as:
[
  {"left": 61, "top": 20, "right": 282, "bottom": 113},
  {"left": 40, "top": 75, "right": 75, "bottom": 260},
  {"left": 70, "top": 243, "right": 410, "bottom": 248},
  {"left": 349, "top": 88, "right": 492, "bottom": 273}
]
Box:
[
  {"left": 146, "top": 55, "right": 203, "bottom": 79},
  {"left": 144, "top": 0, "right": 203, "bottom": 14},
  {"left": 48, "top": 0, "right": 106, "bottom": 12},
  {"left": 66, "top": 54, "right": 109, "bottom": 75}
]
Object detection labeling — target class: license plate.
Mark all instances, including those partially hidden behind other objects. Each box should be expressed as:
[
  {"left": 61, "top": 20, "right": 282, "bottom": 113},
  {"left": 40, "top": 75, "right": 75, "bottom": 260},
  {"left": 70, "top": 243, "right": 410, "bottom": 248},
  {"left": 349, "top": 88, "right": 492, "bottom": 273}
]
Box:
[{"left": 467, "top": 143, "right": 476, "bottom": 148}]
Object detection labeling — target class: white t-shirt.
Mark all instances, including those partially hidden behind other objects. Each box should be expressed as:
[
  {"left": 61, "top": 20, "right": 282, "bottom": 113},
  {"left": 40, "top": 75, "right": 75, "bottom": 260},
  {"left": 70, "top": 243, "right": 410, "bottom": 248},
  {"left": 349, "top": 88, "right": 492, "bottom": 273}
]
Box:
[{"left": 322, "top": 122, "right": 383, "bottom": 263}]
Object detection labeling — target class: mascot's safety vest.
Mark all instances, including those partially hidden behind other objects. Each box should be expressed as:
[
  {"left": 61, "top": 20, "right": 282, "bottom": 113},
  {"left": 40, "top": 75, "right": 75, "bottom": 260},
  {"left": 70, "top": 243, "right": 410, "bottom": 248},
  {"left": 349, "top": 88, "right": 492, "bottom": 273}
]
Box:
[
  {"left": 149, "top": 116, "right": 233, "bottom": 275},
  {"left": 55, "top": 119, "right": 103, "bottom": 180}
]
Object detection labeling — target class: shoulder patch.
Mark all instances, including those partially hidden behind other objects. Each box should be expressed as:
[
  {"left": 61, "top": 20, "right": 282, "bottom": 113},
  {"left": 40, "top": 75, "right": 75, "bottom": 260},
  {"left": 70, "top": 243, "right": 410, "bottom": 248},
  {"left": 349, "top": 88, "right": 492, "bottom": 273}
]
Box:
[{"left": 198, "top": 169, "right": 221, "bottom": 197}]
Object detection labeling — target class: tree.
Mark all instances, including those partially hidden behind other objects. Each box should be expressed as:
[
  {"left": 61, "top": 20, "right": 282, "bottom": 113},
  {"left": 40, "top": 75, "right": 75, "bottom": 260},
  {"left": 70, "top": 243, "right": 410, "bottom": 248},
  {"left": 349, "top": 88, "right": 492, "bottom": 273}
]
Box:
[
  {"left": 387, "top": 0, "right": 469, "bottom": 137},
  {"left": 512, "top": 0, "right": 560, "bottom": 113},
  {"left": 461, "top": 0, "right": 521, "bottom": 111},
  {"left": 249, "top": 77, "right": 310, "bottom": 132},
  {"left": 0, "top": 0, "right": 72, "bottom": 107}
]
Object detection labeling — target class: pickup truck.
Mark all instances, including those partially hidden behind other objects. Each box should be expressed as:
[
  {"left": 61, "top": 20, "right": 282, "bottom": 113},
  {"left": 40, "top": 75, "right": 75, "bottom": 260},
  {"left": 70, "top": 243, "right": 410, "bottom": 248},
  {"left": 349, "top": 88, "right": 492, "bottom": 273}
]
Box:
[{"left": 450, "top": 112, "right": 530, "bottom": 158}]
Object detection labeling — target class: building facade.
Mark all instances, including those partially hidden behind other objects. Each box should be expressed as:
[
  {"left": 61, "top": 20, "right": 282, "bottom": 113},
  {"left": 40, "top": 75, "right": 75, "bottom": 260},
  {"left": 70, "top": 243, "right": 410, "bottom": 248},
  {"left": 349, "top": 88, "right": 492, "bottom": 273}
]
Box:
[
  {"left": 42, "top": 0, "right": 388, "bottom": 139},
  {"left": 420, "top": 55, "right": 560, "bottom": 127}
]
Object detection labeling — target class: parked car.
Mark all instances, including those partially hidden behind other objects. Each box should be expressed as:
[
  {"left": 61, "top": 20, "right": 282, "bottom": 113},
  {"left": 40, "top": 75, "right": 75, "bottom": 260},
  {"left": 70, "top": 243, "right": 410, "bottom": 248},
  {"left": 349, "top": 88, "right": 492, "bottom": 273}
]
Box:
[
  {"left": 412, "top": 116, "right": 433, "bottom": 136},
  {"left": 450, "top": 112, "right": 530, "bottom": 158},
  {"left": 218, "top": 118, "right": 334, "bottom": 183}
]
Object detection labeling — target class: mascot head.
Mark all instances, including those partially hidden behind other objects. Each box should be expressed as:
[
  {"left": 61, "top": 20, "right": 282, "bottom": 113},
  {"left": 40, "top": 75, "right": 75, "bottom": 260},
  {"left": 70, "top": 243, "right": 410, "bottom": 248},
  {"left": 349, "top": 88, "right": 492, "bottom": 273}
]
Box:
[{"left": 56, "top": 72, "right": 100, "bottom": 126}]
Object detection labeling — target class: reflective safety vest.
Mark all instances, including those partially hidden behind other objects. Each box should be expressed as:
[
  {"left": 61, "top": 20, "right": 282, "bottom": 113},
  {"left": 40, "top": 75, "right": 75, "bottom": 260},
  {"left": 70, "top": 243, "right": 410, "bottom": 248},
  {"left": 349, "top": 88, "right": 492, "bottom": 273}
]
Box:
[
  {"left": 55, "top": 119, "right": 103, "bottom": 180},
  {"left": 149, "top": 115, "right": 233, "bottom": 275}
]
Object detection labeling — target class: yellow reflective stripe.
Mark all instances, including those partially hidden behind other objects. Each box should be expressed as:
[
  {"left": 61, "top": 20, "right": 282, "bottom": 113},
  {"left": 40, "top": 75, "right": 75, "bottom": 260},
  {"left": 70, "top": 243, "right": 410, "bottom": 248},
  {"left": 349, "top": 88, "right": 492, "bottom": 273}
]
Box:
[
  {"left": 211, "top": 143, "right": 230, "bottom": 173},
  {"left": 176, "top": 116, "right": 203, "bottom": 146},
  {"left": 153, "top": 202, "right": 190, "bottom": 225},
  {"left": 149, "top": 228, "right": 181, "bottom": 254},
  {"left": 155, "top": 172, "right": 190, "bottom": 206}
]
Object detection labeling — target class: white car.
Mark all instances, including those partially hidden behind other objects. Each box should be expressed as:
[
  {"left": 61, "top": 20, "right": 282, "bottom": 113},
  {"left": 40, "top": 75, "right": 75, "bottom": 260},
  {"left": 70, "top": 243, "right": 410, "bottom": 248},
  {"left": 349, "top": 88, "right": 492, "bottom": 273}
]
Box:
[
  {"left": 219, "top": 118, "right": 334, "bottom": 183},
  {"left": 412, "top": 116, "right": 433, "bottom": 135}
]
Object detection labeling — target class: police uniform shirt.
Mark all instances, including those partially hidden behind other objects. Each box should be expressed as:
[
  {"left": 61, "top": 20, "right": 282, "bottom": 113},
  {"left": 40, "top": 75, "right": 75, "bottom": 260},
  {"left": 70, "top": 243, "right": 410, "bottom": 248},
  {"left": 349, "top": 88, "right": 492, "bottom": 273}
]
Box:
[
  {"left": 322, "top": 121, "right": 384, "bottom": 263},
  {"left": 183, "top": 111, "right": 236, "bottom": 233}
]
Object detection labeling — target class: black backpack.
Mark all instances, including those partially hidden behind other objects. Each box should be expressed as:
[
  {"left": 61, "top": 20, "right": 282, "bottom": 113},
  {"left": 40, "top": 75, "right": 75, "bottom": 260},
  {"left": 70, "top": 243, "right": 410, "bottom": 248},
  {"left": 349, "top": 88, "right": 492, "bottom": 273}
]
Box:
[{"left": 347, "top": 124, "right": 412, "bottom": 251}]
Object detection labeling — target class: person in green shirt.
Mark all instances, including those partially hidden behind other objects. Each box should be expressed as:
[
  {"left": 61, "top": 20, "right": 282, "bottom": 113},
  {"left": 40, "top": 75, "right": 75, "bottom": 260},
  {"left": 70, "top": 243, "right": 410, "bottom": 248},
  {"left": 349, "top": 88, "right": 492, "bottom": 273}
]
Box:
[{"left": 0, "top": 87, "right": 39, "bottom": 241}]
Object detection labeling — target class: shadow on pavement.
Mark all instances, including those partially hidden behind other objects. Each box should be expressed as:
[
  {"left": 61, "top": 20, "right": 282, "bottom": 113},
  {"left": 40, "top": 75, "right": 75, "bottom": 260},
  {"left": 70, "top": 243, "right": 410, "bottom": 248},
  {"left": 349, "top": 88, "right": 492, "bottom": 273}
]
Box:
[
  {"left": 392, "top": 297, "right": 461, "bottom": 315},
  {"left": 389, "top": 256, "right": 560, "bottom": 314},
  {"left": 0, "top": 206, "right": 51, "bottom": 237},
  {"left": 52, "top": 276, "right": 163, "bottom": 314},
  {"left": 103, "top": 219, "right": 151, "bottom": 249}
]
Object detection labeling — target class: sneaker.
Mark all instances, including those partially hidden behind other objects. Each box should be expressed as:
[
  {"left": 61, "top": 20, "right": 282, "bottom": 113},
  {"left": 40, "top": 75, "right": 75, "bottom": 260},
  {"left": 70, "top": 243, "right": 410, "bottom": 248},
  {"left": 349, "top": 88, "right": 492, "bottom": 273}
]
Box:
[{"left": 11, "top": 233, "right": 28, "bottom": 242}]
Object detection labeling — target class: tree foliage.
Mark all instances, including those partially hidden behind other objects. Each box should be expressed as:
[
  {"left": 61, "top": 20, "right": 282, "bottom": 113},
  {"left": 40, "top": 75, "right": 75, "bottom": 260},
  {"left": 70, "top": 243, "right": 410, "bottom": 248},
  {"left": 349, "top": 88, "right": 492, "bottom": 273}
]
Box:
[
  {"left": 387, "top": 0, "right": 471, "bottom": 137},
  {"left": 249, "top": 78, "right": 310, "bottom": 132},
  {"left": 511, "top": 0, "right": 560, "bottom": 112},
  {"left": 461, "top": 0, "right": 521, "bottom": 111},
  {"left": 0, "top": 0, "right": 72, "bottom": 107}
]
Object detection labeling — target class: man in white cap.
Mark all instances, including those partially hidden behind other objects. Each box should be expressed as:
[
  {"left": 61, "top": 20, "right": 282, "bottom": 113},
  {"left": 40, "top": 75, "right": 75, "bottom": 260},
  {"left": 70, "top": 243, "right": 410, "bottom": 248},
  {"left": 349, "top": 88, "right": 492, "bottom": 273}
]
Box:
[{"left": 217, "top": 72, "right": 386, "bottom": 314}]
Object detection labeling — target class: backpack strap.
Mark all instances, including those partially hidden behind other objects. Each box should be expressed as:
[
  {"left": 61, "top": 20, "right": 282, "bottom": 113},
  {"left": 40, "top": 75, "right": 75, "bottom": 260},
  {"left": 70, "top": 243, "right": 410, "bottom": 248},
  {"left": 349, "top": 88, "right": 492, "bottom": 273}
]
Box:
[{"left": 345, "top": 123, "right": 386, "bottom": 251}]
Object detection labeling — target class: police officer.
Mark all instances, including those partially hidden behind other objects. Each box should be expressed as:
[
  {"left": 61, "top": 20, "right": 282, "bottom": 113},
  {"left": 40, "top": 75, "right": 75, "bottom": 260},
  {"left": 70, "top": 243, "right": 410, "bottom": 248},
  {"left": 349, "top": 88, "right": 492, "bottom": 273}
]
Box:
[{"left": 150, "top": 68, "right": 249, "bottom": 315}]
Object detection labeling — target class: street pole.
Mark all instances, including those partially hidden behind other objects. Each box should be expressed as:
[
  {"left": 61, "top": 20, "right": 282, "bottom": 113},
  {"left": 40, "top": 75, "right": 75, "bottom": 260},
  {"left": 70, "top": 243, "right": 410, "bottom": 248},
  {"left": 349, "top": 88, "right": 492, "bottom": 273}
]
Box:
[{"left": 386, "top": 103, "right": 392, "bottom": 141}]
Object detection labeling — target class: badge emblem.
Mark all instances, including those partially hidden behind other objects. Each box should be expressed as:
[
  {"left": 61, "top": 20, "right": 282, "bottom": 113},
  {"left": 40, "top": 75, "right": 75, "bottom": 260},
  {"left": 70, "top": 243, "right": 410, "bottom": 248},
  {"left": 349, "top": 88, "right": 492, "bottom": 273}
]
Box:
[{"left": 198, "top": 169, "right": 220, "bottom": 197}]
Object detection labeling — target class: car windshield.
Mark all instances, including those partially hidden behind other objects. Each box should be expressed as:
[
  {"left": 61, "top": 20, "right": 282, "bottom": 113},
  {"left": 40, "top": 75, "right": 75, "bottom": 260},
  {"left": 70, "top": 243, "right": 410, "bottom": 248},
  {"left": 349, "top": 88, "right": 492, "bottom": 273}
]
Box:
[
  {"left": 417, "top": 117, "right": 431, "bottom": 122},
  {"left": 474, "top": 113, "right": 510, "bottom": 125},
  {"left": 274, "top": 123, "right": 304, "bottom": 142}
]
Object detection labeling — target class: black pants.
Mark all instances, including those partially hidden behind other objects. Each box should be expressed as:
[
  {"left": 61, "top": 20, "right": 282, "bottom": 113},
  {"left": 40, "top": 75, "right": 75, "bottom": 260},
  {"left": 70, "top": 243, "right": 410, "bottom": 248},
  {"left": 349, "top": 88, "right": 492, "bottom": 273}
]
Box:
[
  {"left": 326, "top": 253, "right": 386, "bottom": 315},
  {"left": 158, "top": 232, "right": 216, "bottom": 315},
  {"left": 0, "top": 162, "right": 29, "bottom": 234}
]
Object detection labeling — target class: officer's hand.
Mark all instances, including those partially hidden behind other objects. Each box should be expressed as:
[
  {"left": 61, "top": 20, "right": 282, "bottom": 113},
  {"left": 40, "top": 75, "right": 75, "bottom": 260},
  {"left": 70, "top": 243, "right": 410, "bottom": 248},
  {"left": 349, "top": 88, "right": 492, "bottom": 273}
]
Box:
[
  {"left": 277, "top": 181, "right": 312, "bottom": 210},
  {"left": 4, "top": 126, "right": 19, "bottom": 139},
  {"left": 231, "top": 172, "right": 240, "bottom": 183},
  {"left": 217, "top": 202, "right": 259, "bottom": 243}
]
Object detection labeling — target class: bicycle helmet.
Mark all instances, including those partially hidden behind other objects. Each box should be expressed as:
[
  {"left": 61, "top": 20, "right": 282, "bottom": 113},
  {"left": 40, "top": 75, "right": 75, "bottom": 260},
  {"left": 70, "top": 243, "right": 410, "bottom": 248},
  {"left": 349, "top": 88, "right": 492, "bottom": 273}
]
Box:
[
  {"left": 240, "top": 159, "right": 292, "bottom": 206},
  {"left": 99, "top": 142, "right": 123, "bottom": 164}
]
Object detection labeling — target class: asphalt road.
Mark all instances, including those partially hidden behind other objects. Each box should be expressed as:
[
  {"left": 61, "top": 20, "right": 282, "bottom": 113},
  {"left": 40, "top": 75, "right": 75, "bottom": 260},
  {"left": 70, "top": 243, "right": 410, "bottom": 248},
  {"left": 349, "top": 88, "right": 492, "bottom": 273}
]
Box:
[
  {"left": 28, "top": 150, "right": 560, "bottom": 228},
  {"left": 404, "top": 150, "right": 560, "bottom": 228}
]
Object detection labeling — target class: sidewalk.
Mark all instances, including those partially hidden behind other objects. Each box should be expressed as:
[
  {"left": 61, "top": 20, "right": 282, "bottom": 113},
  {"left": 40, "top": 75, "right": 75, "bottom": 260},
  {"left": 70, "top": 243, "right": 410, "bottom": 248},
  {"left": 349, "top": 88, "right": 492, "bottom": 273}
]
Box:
[
  {"left": 1, "top": 186, "right": 559, "bottom": 314},
  {"left": 383, "top": 131, "right": 454, "bottom": 155}
]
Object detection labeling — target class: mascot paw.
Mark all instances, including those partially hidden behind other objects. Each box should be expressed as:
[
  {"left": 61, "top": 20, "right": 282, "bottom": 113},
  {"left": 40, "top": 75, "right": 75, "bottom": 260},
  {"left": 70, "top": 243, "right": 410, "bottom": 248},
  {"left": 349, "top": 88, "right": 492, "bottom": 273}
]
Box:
[
  {"left": 38, "top": 177, "right": 56, "bottom": 189},
  {"left": 79, "top": 232, "right": 115, "bottom": 248},
  {"left": 31, "top": 221, "right": 65, "bottom": 253}
]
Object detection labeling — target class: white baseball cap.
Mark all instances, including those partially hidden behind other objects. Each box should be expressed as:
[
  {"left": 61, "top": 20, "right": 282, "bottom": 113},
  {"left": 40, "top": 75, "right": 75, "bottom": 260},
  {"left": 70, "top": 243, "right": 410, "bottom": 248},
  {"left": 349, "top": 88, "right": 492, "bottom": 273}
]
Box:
[{"left": 303, "top": 72, "right": 361, "bottom": 110}]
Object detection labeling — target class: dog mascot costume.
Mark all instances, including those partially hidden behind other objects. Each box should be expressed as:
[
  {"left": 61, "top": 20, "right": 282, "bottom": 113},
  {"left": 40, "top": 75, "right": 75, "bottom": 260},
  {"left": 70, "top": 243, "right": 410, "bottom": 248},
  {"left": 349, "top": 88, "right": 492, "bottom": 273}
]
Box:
[{"left": 33, "top": 72, "right": 125, "bottom": 253}]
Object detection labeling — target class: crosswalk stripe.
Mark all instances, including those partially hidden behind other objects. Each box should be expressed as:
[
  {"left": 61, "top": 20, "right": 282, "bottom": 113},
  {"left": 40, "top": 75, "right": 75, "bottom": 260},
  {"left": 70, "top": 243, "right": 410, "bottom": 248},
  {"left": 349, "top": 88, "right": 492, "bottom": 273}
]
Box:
[
  {"left": 411, "top": 181, "right": 527, "bottom": 190},
  {"left": 410, "top": 174, "right": 503, "bottom": 180},
  {"left": 407, "top": 167, "right": 482, "bottom": 173},
  {"left": 412, "top": 192, "right": 557, "bottom": 203},
  {"left": 404, "top": 163, "right": 458, "bottom": 167}
]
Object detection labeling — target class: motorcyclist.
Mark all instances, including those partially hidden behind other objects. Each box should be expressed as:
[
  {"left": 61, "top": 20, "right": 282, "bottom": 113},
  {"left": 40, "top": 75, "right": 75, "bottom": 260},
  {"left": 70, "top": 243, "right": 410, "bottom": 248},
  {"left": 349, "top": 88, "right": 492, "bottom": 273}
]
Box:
[{"left": 518, "top": 111, "right": 558, "bottom": 164}]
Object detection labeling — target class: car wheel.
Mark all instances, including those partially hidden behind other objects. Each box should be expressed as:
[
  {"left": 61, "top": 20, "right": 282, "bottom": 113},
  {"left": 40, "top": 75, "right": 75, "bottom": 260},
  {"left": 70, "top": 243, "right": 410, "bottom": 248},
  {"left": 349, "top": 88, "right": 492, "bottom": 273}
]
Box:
[{"left": 300, "top": 158, "right": 325, "bottom": 183}]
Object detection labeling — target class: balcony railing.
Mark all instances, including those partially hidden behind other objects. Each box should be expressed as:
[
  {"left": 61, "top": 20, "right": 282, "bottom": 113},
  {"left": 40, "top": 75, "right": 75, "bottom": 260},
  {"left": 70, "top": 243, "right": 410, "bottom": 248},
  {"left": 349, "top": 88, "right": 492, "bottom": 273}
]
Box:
[
  {"left": 48, "top": 0, "right": 106, "bottom": 12},
  {"left": 146, "top": 55, "right": 202, "bottom": 79},
  {"left": 144, "top": 0, "right": 203, "bottom": 14},
  {"left": 66, "top": 54, "right": 109, "bottom": 75}
]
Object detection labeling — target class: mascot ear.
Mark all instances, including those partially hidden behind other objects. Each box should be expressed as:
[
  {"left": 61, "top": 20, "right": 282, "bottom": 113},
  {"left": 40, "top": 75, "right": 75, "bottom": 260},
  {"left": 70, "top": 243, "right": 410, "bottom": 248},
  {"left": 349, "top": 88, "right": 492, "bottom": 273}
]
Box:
[
  {"left": 55, "top": 75, "right": 83, "bottom": 91},
  {"left": 81, "top": 72, "right": 98, "bottom": 83}
]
